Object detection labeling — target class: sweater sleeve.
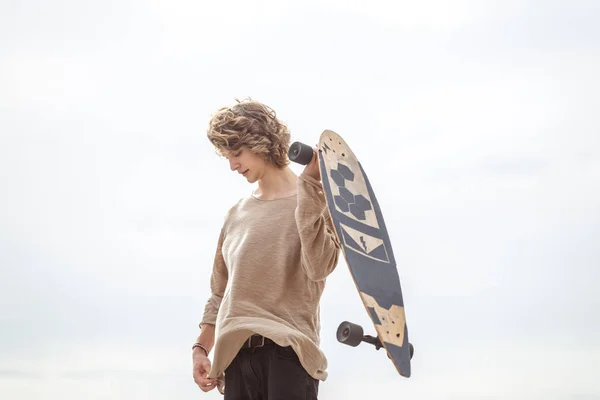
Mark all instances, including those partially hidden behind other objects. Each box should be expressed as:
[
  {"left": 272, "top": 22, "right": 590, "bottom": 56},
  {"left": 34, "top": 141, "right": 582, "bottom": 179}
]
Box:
[
  {"left": 295, "top": 172, "right": 341, "bottom": 281},
  {"left": 200, "top": 227, "right": 228, "bottom": 326}
]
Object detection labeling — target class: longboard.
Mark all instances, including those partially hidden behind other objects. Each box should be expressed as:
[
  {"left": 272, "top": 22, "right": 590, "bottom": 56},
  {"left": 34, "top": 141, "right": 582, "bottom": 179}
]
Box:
[{"left": 289, "top": 130, "right": 413, "bottom": 378}]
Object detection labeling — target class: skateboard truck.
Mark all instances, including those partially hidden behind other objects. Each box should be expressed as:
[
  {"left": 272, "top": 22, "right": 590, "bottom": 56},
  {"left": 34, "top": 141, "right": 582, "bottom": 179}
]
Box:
[{"left": 337, "top": 321, "right": 414, "bottom": 359}]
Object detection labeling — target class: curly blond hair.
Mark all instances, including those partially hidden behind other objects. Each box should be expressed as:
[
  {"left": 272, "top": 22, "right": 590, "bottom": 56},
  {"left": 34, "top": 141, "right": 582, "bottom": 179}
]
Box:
[{"left": 206, "top": 98, "right": 291, "bottom": 168}]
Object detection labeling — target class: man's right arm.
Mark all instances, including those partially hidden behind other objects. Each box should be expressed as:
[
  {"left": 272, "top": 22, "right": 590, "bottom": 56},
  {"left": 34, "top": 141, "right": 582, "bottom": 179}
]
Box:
[
  {"left": 193, "top": 324, "right": 216, "bottom": 356},
  {"left": 193, "top": 226, "right": 228, "bottom": 392},
  {"left": 196, "top": 227, "right": 228, "bottom": 354}
]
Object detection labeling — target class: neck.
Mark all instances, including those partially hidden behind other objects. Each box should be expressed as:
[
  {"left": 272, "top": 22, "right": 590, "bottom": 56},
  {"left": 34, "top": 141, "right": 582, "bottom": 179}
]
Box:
[{"left": 254, "top": 165, "right": 297, "bottom": 200}]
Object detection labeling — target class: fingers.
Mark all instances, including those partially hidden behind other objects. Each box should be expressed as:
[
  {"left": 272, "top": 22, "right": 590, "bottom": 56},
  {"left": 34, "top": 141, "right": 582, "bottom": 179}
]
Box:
[
  {"left": 311, "top": 149, "right": 321, "bottom": 179},
  {"left": 197, "top": 379, "right": 217, "bottom": 392},
  {"left": 194, "top": 373, "right": 217, "bottom": 392},
  {"left": 301, "top": 146, "right": 321, "bottom": 181}
]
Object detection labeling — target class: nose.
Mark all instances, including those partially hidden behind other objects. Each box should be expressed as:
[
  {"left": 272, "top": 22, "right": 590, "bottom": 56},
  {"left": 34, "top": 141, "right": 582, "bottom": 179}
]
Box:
[{"left": 228, "top": 158, "right": 238, "bottom": 171}]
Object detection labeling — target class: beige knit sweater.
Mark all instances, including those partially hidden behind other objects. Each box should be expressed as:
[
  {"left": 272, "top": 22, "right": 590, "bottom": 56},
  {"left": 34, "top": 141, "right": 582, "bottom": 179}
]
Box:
[{"left": 200, "top": 172, "right": 341, "bottom": 388}]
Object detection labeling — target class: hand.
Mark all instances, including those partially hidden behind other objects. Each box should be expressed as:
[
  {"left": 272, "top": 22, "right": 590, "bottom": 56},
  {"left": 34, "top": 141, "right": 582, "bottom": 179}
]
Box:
[
  {"left": 193, "top": 350, "right": 217, "bottom": 392},
  {"left": 302, "top": 146, "right": 321, "bottom": 181}
]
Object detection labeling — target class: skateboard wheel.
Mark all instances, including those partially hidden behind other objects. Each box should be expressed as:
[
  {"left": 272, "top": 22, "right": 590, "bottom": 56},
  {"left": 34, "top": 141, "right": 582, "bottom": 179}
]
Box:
[
  {"left": 336, "top": 321, "right": 364, "bottom": 347},
  {"left": 288, "top": 141, "right": 314, "bottom": 165},
  {"left": 409, "top": 342, "right": 414, "bottom": 359}
]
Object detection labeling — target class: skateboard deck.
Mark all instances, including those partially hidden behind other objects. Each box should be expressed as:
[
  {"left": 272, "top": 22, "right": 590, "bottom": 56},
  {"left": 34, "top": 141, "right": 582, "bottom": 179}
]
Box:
[{"left": 289, "top": 130, "right": 412, "bottom": 378}]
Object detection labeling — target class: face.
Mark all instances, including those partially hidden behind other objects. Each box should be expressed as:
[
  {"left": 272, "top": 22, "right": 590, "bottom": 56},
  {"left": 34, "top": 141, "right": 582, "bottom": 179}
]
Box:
[{"left": 223, "top": 147, "right": 268, "bottom": 183}]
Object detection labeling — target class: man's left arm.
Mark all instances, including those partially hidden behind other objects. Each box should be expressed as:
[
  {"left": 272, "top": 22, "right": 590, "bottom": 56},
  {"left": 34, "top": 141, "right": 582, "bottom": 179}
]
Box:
[{"left": 295, "top": 149, "right": 341, "bottom": 281}]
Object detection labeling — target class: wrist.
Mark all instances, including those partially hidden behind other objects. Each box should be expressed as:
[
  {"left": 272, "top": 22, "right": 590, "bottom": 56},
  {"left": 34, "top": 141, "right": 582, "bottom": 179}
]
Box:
[{"left": 192, "top": 343, "right": 209, "bottom": 357}]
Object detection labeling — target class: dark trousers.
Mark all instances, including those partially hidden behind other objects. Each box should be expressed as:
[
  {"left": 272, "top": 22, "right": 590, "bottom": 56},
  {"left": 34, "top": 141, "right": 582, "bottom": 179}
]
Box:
[{"left": 224, "top": 336, "right": 319, "bottom": 400}]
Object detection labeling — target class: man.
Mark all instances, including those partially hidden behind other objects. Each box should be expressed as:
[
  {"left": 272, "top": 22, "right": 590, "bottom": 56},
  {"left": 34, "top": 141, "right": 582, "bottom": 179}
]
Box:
[{"left": 192, "top": 99, "right": 341, "bottom": 399}]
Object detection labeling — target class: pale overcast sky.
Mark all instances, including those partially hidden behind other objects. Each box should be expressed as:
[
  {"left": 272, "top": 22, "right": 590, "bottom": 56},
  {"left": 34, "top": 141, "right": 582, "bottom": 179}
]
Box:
[{"left": 1, "top": 0, "right": 599, "bottom": 399}]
